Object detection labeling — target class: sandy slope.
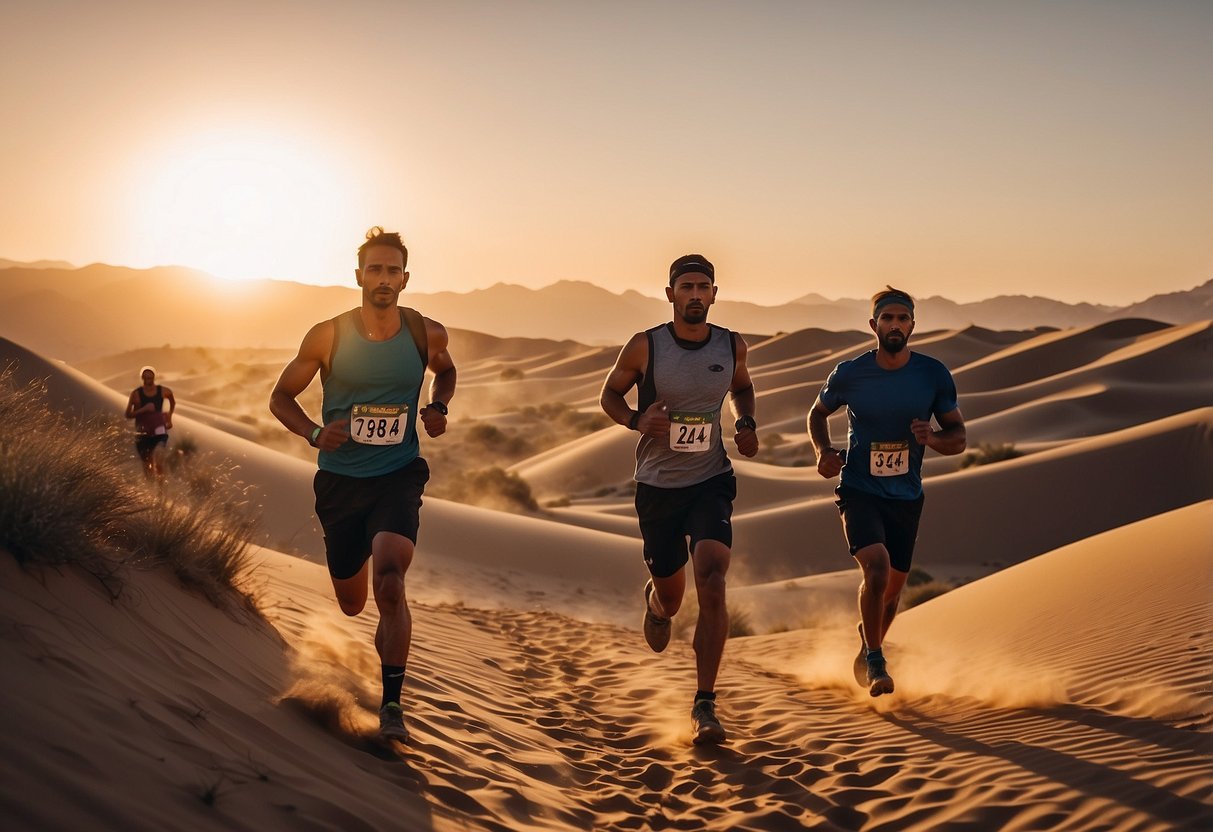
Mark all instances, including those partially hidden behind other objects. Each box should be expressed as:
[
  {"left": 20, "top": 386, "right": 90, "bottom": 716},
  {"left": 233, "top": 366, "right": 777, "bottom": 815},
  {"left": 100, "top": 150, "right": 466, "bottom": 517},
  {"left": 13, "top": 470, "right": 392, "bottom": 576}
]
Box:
[{"left": 1, "top": 504, "right": 1208, "bottom": 831}]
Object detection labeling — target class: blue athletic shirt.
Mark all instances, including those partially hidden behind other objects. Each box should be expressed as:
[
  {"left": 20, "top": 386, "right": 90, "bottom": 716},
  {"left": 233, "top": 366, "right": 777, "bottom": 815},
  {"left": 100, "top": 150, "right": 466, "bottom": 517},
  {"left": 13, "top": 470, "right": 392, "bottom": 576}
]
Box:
[{"left": 817, "top": 350, "right": 958, "bottom": 501}]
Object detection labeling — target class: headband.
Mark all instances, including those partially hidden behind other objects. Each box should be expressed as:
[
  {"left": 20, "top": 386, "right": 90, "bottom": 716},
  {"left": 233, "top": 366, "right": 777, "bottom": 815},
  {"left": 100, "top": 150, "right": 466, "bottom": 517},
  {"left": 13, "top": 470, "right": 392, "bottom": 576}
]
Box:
[
  {"left": 873, "top": 293, "right": 915, "bottom": 316},
  {"left": 669, "top": 254, "right": 715, "bottom": 285}
]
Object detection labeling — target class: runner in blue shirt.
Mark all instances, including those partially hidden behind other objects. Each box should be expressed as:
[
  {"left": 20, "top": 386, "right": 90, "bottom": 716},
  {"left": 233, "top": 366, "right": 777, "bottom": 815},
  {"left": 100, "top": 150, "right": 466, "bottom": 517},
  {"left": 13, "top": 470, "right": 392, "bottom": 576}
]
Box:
[{"left": 808, "top": 286, "right": 966, "bottom": 696}]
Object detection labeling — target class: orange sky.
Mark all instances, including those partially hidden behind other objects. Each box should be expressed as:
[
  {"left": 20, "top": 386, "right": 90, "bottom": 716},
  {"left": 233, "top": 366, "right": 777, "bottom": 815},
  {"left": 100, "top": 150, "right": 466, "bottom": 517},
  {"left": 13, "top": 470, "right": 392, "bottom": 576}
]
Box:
[{"left": 1, "top": 1, "right": 1210, "bottom": 305}]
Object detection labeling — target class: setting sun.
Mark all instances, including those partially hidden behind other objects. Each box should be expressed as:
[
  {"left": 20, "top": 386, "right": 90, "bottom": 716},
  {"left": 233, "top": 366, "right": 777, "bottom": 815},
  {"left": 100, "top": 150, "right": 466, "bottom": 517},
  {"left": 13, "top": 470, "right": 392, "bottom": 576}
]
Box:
[{"left": 131, "top": 127, "right": 359, "bottom": 283}]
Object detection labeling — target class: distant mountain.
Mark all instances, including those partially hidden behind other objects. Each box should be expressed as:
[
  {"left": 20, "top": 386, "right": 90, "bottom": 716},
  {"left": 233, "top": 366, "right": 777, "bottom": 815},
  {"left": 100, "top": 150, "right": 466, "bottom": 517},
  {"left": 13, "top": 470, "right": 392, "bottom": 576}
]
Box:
[
  {"left": 1, "top": 262, "right": 1209, "bottom": 360},
  {"left": 1117, "top": 278, "right": 1213, "bottom": 323},
  {"left": 0, "top": 257, "right": 75, "bottom": 270}
]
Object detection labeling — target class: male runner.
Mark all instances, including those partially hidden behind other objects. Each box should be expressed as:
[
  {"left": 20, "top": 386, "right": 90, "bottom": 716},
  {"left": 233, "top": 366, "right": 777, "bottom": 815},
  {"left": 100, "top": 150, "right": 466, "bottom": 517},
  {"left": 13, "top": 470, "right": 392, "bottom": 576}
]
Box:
[
  {"left": 600, "top": 253, "right": 759, "bottom": 744},
  {"left": 808, "top": 286, "right": 965, "bottom": 696},
  {"left": 270, "top": 226, "right": 456, "bottom": 741},
  {"left": 125, "top": 366, "right": 175, "bottom": 479}
]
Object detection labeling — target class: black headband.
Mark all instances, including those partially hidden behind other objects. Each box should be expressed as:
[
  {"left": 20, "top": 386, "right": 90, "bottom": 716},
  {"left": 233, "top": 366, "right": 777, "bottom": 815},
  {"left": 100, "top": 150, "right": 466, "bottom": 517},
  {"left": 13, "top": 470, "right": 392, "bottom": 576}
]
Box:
[{"left": 669, "top": 254, "right": 715, "bottom": 285}]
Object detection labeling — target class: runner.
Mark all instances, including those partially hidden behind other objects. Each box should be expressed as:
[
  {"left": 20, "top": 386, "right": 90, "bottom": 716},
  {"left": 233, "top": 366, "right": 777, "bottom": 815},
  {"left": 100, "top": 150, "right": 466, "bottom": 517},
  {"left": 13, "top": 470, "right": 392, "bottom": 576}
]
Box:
[
  {"left": 807, "top": 286, "right": 965, "bottom": 696},
  {"left": 600, "top": 253, "right": 759, "bottom": 744},
  {"left": 125, "top": 366, "right": 175, "bottom": 479},
  {"left": 270, "top": 226, "right": 456, "bottom": 741}
]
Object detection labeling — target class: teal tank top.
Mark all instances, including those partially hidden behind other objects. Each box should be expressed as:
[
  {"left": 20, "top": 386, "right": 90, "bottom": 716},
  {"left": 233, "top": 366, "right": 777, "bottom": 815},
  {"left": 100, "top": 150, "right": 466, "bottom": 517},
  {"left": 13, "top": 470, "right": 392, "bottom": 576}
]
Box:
[{"left": 319, "top": 309, "right": 425, "bottom": 477}]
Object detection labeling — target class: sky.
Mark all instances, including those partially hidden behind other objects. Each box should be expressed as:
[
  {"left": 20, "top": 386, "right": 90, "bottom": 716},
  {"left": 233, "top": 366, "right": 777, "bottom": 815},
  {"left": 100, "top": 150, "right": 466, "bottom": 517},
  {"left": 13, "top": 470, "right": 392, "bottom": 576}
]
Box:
[{"left": 1, "top": 0, "right": 1210, "bottom": 306}]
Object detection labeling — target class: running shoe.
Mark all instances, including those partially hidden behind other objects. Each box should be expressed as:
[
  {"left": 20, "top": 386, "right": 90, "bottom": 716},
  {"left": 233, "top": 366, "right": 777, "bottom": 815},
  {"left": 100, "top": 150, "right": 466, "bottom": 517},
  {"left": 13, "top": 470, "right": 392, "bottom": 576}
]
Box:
[
  {"left": 378, "top": 701, "right": 411, "bottom": 742},
  {"left": 642, "top": 579, "right": 671, "bottom": 653},
  {"left": 691, "top": 698, "right": 727, "bottom": 745},
  {"left": 866, "top": 652, "right": 895, "bottom": 697},
  {"left": 853, "top": 621, "right": 868, "bottom": 688}
]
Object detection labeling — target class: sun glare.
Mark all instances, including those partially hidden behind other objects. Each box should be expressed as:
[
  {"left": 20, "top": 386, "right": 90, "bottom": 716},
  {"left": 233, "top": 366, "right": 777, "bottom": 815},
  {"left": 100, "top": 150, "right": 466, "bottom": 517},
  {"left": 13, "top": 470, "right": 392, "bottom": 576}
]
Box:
[{"left": 132, "top": 128, "right": 358, "bottom": 283}]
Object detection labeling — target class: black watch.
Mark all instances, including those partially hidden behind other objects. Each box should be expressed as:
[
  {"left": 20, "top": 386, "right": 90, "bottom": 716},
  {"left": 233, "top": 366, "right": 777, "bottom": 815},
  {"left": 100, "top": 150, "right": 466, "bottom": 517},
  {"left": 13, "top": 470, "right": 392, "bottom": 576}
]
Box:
[
  {"left": 427, "top": 400, "right": 448, "bottom": 416},
  {"left": 735, "top": 414, "right": 757, "bottom": 432}
]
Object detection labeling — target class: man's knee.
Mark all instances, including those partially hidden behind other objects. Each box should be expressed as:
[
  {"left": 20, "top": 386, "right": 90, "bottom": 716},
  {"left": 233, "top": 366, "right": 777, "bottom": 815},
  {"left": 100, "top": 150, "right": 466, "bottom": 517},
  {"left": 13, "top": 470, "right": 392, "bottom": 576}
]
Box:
[
  {"left": 855, "top": 545, "right": 892, "bottom": 590},
  {"left": 693, "top": 542, "right": 730, "bottom": 607},
  {"left": 336, "top": 596, "right": 366, "bottom": 617},
  {"left": 374, "top": 569, "right": 406, "bottom": 608}
]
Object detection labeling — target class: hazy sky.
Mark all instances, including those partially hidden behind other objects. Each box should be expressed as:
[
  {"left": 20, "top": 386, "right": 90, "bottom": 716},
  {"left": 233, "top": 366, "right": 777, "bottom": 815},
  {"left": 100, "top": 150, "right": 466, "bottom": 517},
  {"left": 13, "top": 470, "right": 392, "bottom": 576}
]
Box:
[{"left": 2, "top": 1, "right": 1210, "bottom": 305}]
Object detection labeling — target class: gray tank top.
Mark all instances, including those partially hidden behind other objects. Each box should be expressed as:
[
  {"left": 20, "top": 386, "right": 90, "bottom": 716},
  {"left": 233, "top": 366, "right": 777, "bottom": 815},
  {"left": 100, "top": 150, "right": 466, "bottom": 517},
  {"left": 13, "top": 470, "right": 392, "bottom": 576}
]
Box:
[{"left": 634, "top": 323, "right": 736, "bottom": 487}]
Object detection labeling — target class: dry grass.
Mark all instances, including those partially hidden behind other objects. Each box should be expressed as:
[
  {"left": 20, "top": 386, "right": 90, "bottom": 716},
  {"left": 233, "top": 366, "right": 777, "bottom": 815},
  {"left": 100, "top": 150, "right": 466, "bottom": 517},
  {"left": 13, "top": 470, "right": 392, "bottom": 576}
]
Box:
[{"left": 0, "top": 365, "right": 261, "bottom": 613}]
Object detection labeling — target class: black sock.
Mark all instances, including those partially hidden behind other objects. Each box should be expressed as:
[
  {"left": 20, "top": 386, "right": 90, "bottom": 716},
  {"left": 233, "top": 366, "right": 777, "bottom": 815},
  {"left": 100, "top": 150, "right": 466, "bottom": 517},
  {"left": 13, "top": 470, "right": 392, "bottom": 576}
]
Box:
[
  {"left": 694, "top": 690, "right": 716, "bottom": 703},
  {"left": 381, "top": 664, "right": 406, "bottom": 708},
  {"left": 866, "top": 648, "right": 883, "bottom": 660}
]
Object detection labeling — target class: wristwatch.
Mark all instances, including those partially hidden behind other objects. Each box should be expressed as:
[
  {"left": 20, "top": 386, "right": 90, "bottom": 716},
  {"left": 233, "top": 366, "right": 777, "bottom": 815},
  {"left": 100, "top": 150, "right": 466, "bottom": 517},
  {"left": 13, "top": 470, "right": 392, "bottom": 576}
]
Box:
[
  {"left": 427, "top": 400, "right": 449, "bottom": 416},
  {"left": 735, "top": 415, "right": 757, "bottom": 432},
  {"left": 308, "top": 426, "right": 322, "bottom": 447}
]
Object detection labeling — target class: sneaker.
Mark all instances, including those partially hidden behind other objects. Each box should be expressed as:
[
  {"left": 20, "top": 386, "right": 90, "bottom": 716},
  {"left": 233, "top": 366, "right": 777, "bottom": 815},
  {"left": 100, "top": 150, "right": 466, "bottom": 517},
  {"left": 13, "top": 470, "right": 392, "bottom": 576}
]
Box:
[
  {"left": 866, "top": 652, "right": 895, "bottom": 697},
  {"left": 378, "top": 701, "right": 410, "bottom": 742},
  {"left": 691, "top": 698, "right": 727, "bottom": 745},
  {"left": 642, "top": 579, "right": 671, "bottom": 653},
  {"left": 852, "top": 621, "right": 868, "bottom": 688}
]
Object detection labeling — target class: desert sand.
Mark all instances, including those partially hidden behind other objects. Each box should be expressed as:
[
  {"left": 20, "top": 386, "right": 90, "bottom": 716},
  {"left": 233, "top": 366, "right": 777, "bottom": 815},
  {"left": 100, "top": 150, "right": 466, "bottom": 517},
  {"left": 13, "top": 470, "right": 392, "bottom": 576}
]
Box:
[{"left": 1, "top": 310, "right": 1211, "bottom": 831}]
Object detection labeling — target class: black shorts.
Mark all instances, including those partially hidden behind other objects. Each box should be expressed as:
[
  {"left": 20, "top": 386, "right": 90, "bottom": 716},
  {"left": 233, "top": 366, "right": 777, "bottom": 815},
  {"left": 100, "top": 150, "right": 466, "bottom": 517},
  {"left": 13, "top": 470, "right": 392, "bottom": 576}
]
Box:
[
  {"left": 835, "top": 486, "right": 925, "bottom": 573},
  {"left": 313, "top": 457, "right": 430, "bottom": 580},
  {"left": 634, "top": 471, "right": 736, "bottom": 579},
  {"left": 135, "top": 434, "right": 168, "bottom": 462}
]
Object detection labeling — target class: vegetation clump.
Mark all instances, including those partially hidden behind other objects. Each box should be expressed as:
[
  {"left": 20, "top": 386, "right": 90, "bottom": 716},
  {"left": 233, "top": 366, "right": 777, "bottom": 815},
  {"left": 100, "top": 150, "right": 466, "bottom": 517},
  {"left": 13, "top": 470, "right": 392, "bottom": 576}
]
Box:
[
  {"left": 959, "top": 442, "right": 1024, "bottom": 468},
  {"left": 0, "top": 366, "right": 261, "bottom": 613}
]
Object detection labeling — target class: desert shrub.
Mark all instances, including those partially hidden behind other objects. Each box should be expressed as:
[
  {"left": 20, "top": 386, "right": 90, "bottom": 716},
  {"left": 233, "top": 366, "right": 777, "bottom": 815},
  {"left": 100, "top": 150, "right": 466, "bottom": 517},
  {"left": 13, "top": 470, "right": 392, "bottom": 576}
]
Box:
[
  {"left": 465, "top": 422, "right": 531, "bottom": 455},
  {"left": 499, "top": 367, "right": 525, "bottom": 381},
  {"left": 436, "top": 466, "right": 539, "bottom": 514},
  {"left": 544, "top": 496, "right": 572, "bottom": 508},
  {"left": 959, "top": 442, "right": 1024, "bottom": 469},
  {"left": 670, "top": 594, "right": 754, "bottom": 640},
  {"left": 906, "top": 566, "right": 934, "bottom": 587},
  {"left": 900, "top": 580, "right": 954, "bottom": 609},
  {"left": 0, "top": 365, "right": 260, "bottom": 611},
  {"left": 0, "top": 373, "right": 140, "bottom": 582}
]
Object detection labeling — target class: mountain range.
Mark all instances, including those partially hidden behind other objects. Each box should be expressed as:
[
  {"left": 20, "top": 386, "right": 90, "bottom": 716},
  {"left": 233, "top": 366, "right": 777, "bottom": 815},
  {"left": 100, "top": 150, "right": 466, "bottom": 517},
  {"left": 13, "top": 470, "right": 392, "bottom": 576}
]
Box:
[{"left": 2, "top": 260, "right": 1209, "bottom": 360}]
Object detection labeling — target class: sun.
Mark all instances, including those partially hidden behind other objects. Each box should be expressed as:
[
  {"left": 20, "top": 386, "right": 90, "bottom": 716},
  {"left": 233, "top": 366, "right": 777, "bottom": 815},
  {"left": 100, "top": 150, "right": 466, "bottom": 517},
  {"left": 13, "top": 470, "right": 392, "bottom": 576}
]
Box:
[{"left": 132, "top": 127, "right": 359, "bottom": 283}]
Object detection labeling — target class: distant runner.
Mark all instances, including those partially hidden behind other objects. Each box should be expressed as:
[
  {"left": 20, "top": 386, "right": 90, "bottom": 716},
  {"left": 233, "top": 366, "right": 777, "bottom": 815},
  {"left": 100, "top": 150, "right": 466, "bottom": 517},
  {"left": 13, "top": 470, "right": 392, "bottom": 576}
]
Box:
[
  {"left": 125, "top": 366, "right": 175, "bottom": 479},
  {"left": 270, "top": 226, "right": 456, "bottom": 742},
  {"left": 807, "top": 286, "right": 966, "bottom": 696},
  {"left": 600, "top": 253, "right": 759, "bottom": 744}
]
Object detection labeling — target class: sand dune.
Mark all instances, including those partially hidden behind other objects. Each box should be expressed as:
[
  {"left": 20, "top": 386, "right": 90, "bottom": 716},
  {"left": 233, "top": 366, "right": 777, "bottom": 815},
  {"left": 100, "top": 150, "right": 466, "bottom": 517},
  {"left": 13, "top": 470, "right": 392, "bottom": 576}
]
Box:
[
  {"left": 2, "top": 311, "right": 1211, "bottom": 830},
  {"left": 2, "top": 503, "right": 1208, "bottom": 831}
]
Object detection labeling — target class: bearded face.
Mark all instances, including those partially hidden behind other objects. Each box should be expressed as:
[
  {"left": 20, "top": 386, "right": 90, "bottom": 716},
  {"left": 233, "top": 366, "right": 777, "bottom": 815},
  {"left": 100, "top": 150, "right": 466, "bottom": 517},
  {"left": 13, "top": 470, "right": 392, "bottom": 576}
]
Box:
[{"left": 871, "top": 303, "right": 914, "bottom": 353}]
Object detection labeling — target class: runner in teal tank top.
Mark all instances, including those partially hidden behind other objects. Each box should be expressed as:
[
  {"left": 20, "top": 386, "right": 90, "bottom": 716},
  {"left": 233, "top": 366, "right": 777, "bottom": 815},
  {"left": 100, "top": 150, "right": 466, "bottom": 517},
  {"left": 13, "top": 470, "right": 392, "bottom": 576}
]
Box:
[{"left": 271, "top": 226, "right": 457, "bottom": 743}]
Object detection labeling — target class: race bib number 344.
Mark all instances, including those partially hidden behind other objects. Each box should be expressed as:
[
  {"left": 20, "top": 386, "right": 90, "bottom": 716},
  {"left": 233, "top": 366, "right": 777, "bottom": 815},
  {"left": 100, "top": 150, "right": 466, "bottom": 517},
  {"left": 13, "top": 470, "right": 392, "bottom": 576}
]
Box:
[
  {"left": 351, "top": 403, "right": 408, "bottom": 445},
  {"left": 870, "top": 440, "right": 909, "bottom": 477},
  {"left": 669, "top": 410, "right": 716, "bottom": 453}
]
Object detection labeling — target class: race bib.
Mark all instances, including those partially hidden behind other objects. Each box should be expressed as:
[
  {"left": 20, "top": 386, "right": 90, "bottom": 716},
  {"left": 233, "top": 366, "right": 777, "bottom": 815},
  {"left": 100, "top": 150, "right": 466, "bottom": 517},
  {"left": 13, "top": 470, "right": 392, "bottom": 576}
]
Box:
[
  {"left": 154, "top": 426, "right": 167, "bottom": 436},
  {"left": 351, "top": 403, "right": 408, "bottom": 445},
  {"left": 669, "top": 410, "right": 715, "bottom": 453},
  {"left": 870, "top": 441, "right": 909, "bottom": 477}
]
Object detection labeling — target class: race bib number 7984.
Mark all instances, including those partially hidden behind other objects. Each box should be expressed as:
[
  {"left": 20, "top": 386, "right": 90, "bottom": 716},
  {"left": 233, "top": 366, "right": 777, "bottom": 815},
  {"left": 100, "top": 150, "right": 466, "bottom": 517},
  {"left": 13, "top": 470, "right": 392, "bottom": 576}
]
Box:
[{"left": 351, "top": 403, "right": 408, "bottom": 445}]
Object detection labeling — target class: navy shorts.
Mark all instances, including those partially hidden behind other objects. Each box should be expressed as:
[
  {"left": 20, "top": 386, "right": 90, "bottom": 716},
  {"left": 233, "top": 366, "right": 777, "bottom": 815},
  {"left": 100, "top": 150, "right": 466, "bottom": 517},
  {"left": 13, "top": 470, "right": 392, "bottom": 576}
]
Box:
[
  {"left": 835, "top": 486, "right": 924, "bottom": 573},
  {"left": 313, "top": 457, "right": 430, "bottom": 580},
  {"left": 135, "top": 433, "right": 168, "bottom": 462},
  {"left": 634, "top": 471, "right": 736, "bottom": 578}
]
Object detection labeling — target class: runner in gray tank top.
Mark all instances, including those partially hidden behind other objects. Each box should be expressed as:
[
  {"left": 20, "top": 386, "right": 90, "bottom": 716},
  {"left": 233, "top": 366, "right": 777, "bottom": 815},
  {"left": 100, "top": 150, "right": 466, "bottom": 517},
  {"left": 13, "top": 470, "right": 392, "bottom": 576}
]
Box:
[{"left": 600, "top": 253, "right": 760, "bottom": 745}]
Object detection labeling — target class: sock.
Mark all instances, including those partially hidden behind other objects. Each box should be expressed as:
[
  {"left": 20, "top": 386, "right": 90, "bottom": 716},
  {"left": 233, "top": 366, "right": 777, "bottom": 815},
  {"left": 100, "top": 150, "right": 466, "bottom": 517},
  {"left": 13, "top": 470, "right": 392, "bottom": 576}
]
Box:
[
  {"left": 381, "top": 664, "right": 406, "bottom": 708},
  {"left": 694, "top": 690, "right": 716, "bottom": 704},
  {"left": 866, "top": 648, "right": 883, "bottom": 661}
]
